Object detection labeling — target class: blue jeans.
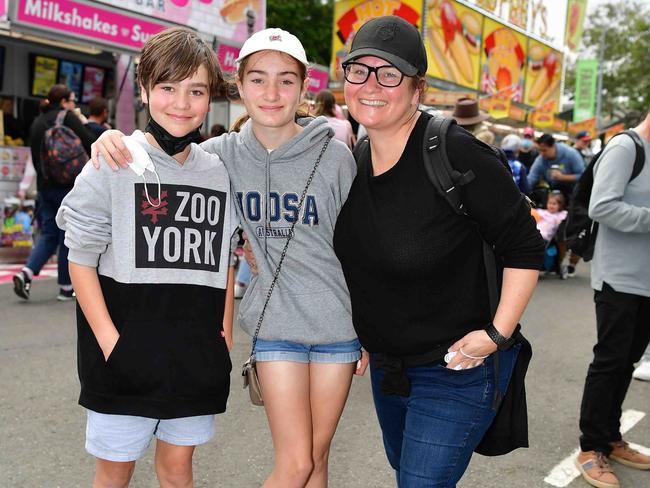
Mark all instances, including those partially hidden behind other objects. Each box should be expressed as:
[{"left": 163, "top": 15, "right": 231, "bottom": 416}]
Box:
[
  {"left": 370, "top": 346, "right": 519, "bottom": 488},
  {"left": 26, "top": 188, "right": 71, "bottom": 286}
]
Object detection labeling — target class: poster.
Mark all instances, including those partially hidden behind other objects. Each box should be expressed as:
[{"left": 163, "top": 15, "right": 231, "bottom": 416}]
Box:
[
  {"left": 32, "top": 56, "right": 59, "bottom": 97},
  {"left": 330, "top": 0, "right": 423, "bottom": 79},
  {"left": 564, "top": 0, "right": 588, "bottom": 51},
  {"left": 523, "top": 39, "right": 562, "bottom": 111},
  {"left": 95, "top": 0, "right": 266, "bottom": 44},
  {"left": 479, "top": 17, "right": 526, "bottom": 102},
  {"left": 425, "top": 0, "right": 483, "bottom": 90},
  {"left": 574, "top": 59, "right": 598, "bottom": 122},
  {"left": 59, "top": 61, "right": 84, "bottom": 101},
  {"left": 82, "top": 66, "right": 106, "bottom": 103}
]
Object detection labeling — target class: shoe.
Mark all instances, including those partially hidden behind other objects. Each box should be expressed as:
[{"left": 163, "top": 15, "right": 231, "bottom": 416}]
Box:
[
  {"left": 13, "top": 271, "right": 32, "bottom": 300},
  {"left": 633, "top": 361, "right": 650, "bottom": 381},
  {"left": 575, "top": 450, "right": 619, "bottom": 488},
  {"left": 567, "top": 265, "right": 577, "bottom": 277},
  {"left": 57, "top": 288, "right": 76, "bottom": 301},
  {"left": 560, "top": 265, "right": 569, "bottom": 280},
  {"left": 609, "top": 440, "right": 650, "bottom": 469},
  {"left": 234, "top": 282, "right": 247, "bottom": 299}
]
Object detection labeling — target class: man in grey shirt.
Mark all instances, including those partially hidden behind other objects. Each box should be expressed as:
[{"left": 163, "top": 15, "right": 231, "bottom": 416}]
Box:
[{"left": 575, "top": 109, "right": 650, "bottom": 488}]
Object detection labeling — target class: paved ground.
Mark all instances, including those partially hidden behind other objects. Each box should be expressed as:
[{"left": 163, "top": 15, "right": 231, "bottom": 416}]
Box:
[{"left": 1, "top": 264, "right": 649, "bottom": 487}]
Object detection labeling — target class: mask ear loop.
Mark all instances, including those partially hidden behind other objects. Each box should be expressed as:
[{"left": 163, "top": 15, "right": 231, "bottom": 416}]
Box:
[{"left": 141, "top": 169, "right": 162, "bottom": 207}]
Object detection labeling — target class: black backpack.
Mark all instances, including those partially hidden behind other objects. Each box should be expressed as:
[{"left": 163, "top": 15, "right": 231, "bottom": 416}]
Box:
[{"left": 565, "top": 130, "right": 645, "bottom": 261}]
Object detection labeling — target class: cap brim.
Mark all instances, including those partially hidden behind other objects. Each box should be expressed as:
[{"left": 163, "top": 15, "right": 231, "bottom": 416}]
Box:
[{"left": 343, "top": 48, "right": 418, "bottom": 76}]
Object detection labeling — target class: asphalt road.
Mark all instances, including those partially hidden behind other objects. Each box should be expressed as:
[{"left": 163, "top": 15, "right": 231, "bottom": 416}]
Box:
[{"left": 1, "top": 264, "right": 649, "bottom": 487}]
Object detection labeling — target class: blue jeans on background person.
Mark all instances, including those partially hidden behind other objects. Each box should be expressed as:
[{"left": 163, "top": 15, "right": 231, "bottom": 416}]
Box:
[
  {"left": 25, "top": 187, "right": 71, "bottom": 286},
  {"left": 370, "top": 346, "right": 519, "bottom": 488}
]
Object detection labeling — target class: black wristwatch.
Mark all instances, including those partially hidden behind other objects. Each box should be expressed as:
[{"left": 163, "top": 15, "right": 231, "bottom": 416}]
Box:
[{"left": 484, "top": 323, "right": 516, "bottom": 351}]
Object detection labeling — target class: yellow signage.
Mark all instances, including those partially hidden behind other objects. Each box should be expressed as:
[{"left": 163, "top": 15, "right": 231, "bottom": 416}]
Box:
[
  {"left": 529, "top": 101, "right": 555, "bottom": 128},
  {"left": 330, "top": 0, "right": 423, "bottom": 79},
  {"left": 568, "top": 117, "right": 597, "bottom": 137},
  {"left": 479, "top": 17, "right": 527, "bottom": 102},
  {"left": 524, "top": 39, "right": 562, "bottom": 111},
  {"left": 424, "top": 0, "right": 483, "bottom": 90},
  {"left": 565, "top": 0, "right": 588, "bottom": 51}
]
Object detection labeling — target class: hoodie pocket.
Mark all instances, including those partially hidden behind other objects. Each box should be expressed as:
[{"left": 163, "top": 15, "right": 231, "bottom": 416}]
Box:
[
  {"left": 168, "top": 321, "right": 232, "bottom": 398},
  {"left": 106, "top": 320, "right": 171, "bottom": 399}
]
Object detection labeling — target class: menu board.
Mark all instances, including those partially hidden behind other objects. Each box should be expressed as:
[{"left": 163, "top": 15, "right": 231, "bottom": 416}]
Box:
[
  {"left": 31, "top": 55, "right": 59, "bottom": 97},
  {"left": 59, "top": 60, "right": 84, "bottom": 101},
  {"left": 82, "top": 66, "right": 106, "bottom": 103}
]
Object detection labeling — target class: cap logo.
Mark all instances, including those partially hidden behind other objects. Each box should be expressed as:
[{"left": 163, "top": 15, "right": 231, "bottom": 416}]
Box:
[
  {"left": 378, "top": 23, "right": 399, "bottom": 41},
  {"left": 269, "top": 34, "right": 282, "bottom": 42}
]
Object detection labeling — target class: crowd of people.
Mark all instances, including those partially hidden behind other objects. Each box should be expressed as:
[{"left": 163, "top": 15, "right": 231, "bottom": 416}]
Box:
[{"left": 5, "top": 14, "right": 649, "bottom": 488}]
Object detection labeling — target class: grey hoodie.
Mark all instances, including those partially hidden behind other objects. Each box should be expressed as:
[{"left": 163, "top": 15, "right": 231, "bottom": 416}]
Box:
[{"left": 202, "top": 116, "right": 357, "bottom": 344}]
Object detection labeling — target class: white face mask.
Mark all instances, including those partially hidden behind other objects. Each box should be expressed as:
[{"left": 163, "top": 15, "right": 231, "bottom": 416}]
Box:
[{"left": 123, "top": 136, "right": 162, "bottom": 207}]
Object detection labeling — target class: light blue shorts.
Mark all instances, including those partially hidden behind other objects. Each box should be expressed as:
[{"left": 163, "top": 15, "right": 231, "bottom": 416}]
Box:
[
  {"left": 85, "top": 410, "right": 214, "bottom": 462},
  {"left": 254, "top": 338, "right": 361, "bottom": 364}
]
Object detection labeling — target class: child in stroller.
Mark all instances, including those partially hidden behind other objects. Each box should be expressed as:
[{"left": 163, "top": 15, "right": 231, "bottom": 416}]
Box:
[{"left": 532, "top": 191, "right": 569, "bottom": 278}]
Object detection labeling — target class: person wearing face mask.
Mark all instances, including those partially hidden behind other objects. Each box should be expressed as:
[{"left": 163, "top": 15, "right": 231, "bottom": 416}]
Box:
[
  {"left": 333, "top": 16, "right": 544, "bottom": 486},
  {"left": 90, "top": 27, "right": 368, "bottom": 488},
  {"left": 56, "top": 28, "right": 238, "bottom": 486},
  {"left": 518, "top": 126, "right": 538, "bottom": 170}
]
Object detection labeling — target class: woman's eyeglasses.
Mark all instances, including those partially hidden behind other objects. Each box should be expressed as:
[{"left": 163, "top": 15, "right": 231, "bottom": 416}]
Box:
[{"left": 341, "top": 62, "right": 406, "bottom": 87}]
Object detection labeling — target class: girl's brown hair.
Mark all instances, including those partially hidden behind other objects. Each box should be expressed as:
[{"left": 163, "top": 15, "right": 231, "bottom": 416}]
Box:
[
  {"left": 137, "top": 27, "right": 223, "bottom": 98},
  {"left": 314, "top": 89, "right": 336, "bottom": 118},
  {"left": 548, "top": 191, "right": 566, "bottom": 210}
]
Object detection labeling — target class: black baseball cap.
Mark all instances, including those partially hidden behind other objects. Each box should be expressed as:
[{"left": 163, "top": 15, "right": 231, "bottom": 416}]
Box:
[{"left": 343, "top": 15, "right": 427, "bottom": 77}]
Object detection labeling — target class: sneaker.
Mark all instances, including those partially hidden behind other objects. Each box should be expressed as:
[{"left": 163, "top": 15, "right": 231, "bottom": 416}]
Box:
[
  {"left": 609, "top": 440, "right": 650, "bottom": 469},
  {"left": 234, "top": 282, "right": 247, "bottom": 299},
  {"left": 575, "top": 450, "right": 619, "bottom": 488},
  {"left": 567, "top": 265, "right": 577, "bottom": 277},
  {"left": 633, "top": 361, "right": 650, "bottom": 381},
  {"left": 13, "top": 271, "right": 32, "bottom": 300},
  {"left": 57, "top": 288, "right": 76, "bottom": 301}
]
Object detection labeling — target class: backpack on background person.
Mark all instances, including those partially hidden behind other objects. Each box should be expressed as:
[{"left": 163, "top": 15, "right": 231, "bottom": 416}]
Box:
[
  {"left": 564, "top": 130, "right": 645, "bottom": 261},
  {"left": 40, "top": 110, "right": 89, "bottom": 186}
]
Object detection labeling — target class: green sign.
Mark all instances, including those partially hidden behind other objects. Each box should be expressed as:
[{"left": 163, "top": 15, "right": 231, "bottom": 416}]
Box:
[{"left": 574, "top": 59, "right": 599, "bottom": 122}]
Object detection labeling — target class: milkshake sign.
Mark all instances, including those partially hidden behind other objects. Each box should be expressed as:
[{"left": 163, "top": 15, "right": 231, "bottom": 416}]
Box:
[{"left": 15, "top": 0, "right": 172, "bottom": 52}]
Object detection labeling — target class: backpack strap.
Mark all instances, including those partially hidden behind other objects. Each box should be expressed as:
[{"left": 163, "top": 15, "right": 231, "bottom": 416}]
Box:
[
  {"left": 422, "top": 117, "right": 475, "bottom": 215},
  {"left": 621, "top": 130, "right": 645, "bottom": 181}
]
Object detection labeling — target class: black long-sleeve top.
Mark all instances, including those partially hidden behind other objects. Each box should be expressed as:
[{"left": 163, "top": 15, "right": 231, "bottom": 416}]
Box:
[
  {"left": 333, "top": 112, "right": 544, "bottom": 356},
  {"left": 29, "top": 106, "right": 96, "bottom": 191}
]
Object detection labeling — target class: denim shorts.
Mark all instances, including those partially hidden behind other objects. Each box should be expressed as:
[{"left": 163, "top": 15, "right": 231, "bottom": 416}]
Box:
[
  {"left": 254, "top": 338, "right": 361, "bottom": 364},
  {"left": 85, "top": 410, "right": 214, "bottom": 462}
]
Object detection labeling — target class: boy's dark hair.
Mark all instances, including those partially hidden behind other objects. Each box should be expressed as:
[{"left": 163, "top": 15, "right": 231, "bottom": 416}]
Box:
[
  {"left": 535, "top": 133, "right": 555, "bottom": 146},
  {"left": 47, "top": 84, "right": 72, "bottom": 106},
  {"left": 88, "top": 97, "right": 108, "bottom": 117},
  {"left": 138, "top": 27, "right": 223, "bottom": 99}
]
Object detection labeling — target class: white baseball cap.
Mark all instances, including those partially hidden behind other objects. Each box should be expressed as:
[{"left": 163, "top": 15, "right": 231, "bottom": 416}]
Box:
[{"left": 236, "top": 28, "right": 308, "bottom": 67}]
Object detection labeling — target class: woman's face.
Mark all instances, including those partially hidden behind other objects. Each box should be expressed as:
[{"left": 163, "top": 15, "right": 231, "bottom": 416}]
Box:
[
  {"left": 237, "top": 50, "right": 307, "bottom": 132},
  {"left": 344, "top": 55, "right": 420, "bottom": 132}
]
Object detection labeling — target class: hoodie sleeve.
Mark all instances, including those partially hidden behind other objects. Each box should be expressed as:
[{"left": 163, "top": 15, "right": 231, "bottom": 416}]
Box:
[
  {"left": 56, "top": 160, "right": 112, "bottom": 267},
  {"left": 329, "top": 139, "right": 357, "bottom": 212},
  {"left": 200, "top": 133, "right": 226, "bottom": 159}
]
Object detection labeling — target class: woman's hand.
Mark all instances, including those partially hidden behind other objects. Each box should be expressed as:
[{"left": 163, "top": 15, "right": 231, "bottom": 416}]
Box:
[
  {"left": 90, "top": 130, "right": 130, "bottom": 170},
  {"left": 242, "top": 233, "right": 258, "bottom": 276},
  {"left": 354, "top": 350, "right": 369, "bottom": 376},
  {"left": 446, "top": 329, "right": 497, "bottom": 370}
]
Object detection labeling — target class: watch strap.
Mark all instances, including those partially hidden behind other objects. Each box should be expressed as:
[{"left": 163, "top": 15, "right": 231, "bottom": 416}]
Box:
[{"left": 484, "top": 322, "right": 515, "bottom": 351}]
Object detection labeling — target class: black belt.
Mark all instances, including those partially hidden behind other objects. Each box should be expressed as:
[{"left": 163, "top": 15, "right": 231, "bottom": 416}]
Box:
[{"left": 373, "top": 342, "right": 453, "bottom": 397}]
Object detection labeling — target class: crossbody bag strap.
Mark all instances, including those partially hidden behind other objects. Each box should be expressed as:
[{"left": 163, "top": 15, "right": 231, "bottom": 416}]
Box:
[{"left": 248, "top": 136, "right": 332, "bottom": 357}]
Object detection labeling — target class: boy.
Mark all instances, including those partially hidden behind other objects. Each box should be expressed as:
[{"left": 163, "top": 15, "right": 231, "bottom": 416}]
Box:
[{"left": 56, "top": 28, "right": 237, "bottom": 487}]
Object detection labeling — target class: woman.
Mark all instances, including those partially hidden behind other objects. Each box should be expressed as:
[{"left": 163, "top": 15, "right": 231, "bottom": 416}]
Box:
[
  {"left": 332, "top": 16, "right": 544, "bottom": 487},
  {"left": 314, "top": 89, "right": 355, "bottom": 148},
  {"left": 90, "top": 28, "right": 367, "bottom": 488}
]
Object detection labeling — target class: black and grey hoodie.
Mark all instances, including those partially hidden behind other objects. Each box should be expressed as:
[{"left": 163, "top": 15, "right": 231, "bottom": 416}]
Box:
[
  {"left": 202, "top": 116, "right": 357, "bottom": 345},
  {"left": 56, "top": 131, "right": 238, "bottom": 419}
]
